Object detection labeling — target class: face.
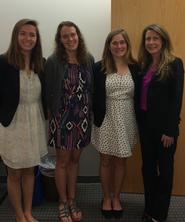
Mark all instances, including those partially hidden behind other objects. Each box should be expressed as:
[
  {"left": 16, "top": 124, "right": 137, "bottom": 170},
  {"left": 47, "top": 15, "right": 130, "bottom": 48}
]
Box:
[
  {"left": 145, "top": 30, "right": 163, "bottom": 56},
  {"left": 60, "top": 26, "right": 79, "bottom": 53},
  {"left": 109, "top": 33, "right": 128, "bottom": 59},
  {"left": 18, "top": 24, "right": 37, "bottom": 54}
]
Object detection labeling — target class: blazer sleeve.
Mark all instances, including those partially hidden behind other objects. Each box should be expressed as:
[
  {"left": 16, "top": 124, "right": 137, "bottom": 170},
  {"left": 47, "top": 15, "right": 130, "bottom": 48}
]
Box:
[
  {"left": 128, "top": 63, "right": 141, "bottom": 120},
  {"left": 0, "top": 57, "right": 3, "bottom": 122},
  {"left": 92, "top": 61, "right": 106, "bottom": 127},
  {"left": 165, "top": 57, "right": 184, "bottom": 136},
  {"left": 0, "top": 55, "right": 8, "bottom": 123},
  {"left": 44, "top": 55, "right": 56, "bottom": 113},
  {"left": 39, "top": 58, "right": 48, "bottom": 119},
  {"left": 86, "top": 53, "right": 95, "bottom": 97}
]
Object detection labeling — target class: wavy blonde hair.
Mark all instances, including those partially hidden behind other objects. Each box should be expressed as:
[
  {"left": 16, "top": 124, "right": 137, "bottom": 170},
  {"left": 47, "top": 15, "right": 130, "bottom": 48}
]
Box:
[{"left": 138, "top": 24, "right": 175, "bottom": 80}]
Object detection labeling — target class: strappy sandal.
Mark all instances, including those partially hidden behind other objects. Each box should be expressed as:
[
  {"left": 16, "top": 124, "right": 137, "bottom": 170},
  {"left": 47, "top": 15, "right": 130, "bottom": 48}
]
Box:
[
  {"left": 58, "top": 202, "right": 72, "bottom": 222},
  {"left": 69, "top": 200, "right": 82, "bottom": 222}
]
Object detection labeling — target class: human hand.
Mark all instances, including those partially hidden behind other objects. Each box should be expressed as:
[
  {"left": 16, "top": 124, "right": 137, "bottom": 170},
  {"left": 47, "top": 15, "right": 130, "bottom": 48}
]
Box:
[
  {"left": 48, "top": 110, "right": 51, "bottom": 119},
  {"left": 161, "top": 134, "right": 174, "bottom": 148}
]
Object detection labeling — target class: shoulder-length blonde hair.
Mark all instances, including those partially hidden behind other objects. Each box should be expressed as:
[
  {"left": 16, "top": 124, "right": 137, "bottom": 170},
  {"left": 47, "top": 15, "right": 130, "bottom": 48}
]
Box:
[
  {"left": 54, "top": 21, "right": 88, "bottom": 64},
  {"left": 102, "top": 28, "right": 136, "bottom": 74},
  {"left": 6, "top": 18, "right": 43, "bottom": 73},
  {"left": 138, "top": 24, "right": 175, "bottom": 80}
]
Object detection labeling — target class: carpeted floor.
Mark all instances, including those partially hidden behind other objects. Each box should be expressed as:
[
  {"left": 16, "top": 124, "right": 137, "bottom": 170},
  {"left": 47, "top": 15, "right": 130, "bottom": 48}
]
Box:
[{"left": 0, "top": 183, "right": 185, "bottom": 222}]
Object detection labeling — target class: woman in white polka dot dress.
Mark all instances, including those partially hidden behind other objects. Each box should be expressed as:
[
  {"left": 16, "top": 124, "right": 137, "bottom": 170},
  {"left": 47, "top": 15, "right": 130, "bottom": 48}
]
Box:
[{"left": 92, "top": 29, "right": 139, "bottom": 219}]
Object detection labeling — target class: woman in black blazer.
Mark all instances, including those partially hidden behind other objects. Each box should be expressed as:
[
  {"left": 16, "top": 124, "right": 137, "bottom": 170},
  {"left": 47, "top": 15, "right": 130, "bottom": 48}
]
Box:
[
  {"left": 92, "top": 29, "right": 139, "bottom": 219},
  {"left": 137, "top": 24, "right": 184, "bottom": 222},
  {"left": 0, "top": 19, "right": 47, "bottom": 222}
]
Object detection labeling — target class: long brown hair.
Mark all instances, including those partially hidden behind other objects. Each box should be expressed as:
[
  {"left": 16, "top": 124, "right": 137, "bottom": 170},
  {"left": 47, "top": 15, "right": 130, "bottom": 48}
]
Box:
[
  {"left": 102, "top": 28, "right": 136, "bottom": 74},
  {"left": 54, "top": 21, "right": 88, "bottom": 64},
  {"left": 138, "top": 24, "right": 175, "bottom": 80},
  {"left": 6, "top": 18, "right": 43, "bottom": 73}
]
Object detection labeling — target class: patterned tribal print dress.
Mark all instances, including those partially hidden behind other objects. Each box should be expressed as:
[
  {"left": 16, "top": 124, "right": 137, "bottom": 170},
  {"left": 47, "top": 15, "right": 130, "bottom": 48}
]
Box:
[
  {"left": 92, "top": 71, "right": 138, "bottom": 158},
  {"left": 48, "top": 63, "right": 92, "bottom": 150}
]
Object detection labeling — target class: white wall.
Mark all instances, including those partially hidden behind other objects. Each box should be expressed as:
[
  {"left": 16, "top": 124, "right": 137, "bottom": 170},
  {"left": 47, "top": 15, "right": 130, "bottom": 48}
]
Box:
[
  {"left": 0, "top": 0, "right": 111, "bottom": 176},
  {"left": 0, "top": 0, "right": 111, "bottom": 60}
]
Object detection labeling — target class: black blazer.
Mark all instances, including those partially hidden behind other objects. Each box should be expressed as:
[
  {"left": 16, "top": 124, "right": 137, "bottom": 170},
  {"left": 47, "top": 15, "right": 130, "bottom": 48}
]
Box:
[
  {"left": 0, "top": 54, "right": 47, "bottom": 127},
  {"left": 136, "top": 57, "right": 184, "bottom": 137},
  {"left": 93, "top": 60, "right": 140, "bottom": 127}
]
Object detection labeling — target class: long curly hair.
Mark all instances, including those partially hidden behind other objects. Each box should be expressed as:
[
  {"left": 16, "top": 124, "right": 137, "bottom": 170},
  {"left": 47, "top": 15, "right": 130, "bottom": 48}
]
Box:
[{"left": 54, "top": 21, "right": 88, "bottom": 64}]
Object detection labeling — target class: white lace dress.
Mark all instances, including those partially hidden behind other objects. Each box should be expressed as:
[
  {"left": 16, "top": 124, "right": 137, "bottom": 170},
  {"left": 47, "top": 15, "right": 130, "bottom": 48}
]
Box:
[
  {"left": 91, "top": 71, "right": 138, "bottom": 158},
  {"left": 0, "top": 70, "right": 47, "bottom": 169}
]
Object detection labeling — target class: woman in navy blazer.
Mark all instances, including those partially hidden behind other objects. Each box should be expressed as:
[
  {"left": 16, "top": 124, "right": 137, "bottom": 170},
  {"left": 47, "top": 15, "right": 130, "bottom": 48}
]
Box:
[
  {"left": 92, "top": 29, "right": 139, "bottom": 219},
  {"left": 0, "top": 55, "right": 47, "bottom": 127},
  {"left": 0, "top": 19, "right": 47, "bottom": 222},
  {"left": 137, "top": 24, "right": 184, "bottom": 222}
]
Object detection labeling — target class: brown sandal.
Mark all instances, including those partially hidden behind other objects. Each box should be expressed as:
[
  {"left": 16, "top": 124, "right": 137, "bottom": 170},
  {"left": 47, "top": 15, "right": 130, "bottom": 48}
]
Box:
[
  {"left": 58, "top": 202, "right": 71, "bottom": 222},
  {"left": 69, "top": 200, "right": 82, "bottom": 221}
]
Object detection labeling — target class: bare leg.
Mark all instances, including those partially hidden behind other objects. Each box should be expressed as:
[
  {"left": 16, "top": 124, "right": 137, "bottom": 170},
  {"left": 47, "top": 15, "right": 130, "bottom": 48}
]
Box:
[
  {"left": 112, "top": 157, "right": 127, "bottom": 210},
  {"left": 7, "top": 167, "right": 27, "bottom": 222},
  {"left": 67, "top": 149, "right": 82, "bottom": 200},
  {"left": 99, "top": 153, "right": 112, "bottom": 210},
  {"left": 67, "top": 149, "right": 82, "bottom": 221},
  {"left": 55, "top": 149, "right": 72, "bottom": 222},
  {"left": 22, "top": 167, "right": 38, "bottom": 222}
]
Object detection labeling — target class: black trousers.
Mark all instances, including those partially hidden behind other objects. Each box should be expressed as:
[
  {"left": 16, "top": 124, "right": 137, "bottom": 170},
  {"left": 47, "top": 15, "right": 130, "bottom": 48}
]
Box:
[{"left": 139, "top": 119, "right": 177, "bottom": 221}]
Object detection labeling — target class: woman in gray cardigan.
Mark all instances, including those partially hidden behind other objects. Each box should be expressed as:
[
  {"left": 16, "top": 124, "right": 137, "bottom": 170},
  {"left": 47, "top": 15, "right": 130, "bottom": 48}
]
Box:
[{"left": 44, "top": 21, "right": 94, "bottom": 222}]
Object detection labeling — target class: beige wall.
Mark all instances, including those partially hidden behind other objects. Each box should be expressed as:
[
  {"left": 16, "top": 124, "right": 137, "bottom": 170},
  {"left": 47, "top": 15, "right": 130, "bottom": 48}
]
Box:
[{"left": 112, "top": 0, "right": 185, "bottom": 195}]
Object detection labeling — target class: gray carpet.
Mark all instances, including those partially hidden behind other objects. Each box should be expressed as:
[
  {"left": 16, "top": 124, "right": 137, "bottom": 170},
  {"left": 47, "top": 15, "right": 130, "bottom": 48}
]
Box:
[{"left": 0, "top": 183, "right": 185, "bottom": 222}]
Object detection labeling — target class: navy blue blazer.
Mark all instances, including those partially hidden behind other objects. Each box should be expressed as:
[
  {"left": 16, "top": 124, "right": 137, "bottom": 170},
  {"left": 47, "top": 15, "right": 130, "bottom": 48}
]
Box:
[
  {"left": 93, "top": 61, "right": 140, "bottom": 127},
  {"left": 136, "top": 57, "right": 184, "bottom": 137},
  {"left": 0, "top": 54, "right": 47, "bottom": 127}
]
